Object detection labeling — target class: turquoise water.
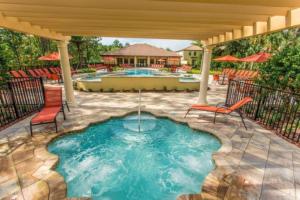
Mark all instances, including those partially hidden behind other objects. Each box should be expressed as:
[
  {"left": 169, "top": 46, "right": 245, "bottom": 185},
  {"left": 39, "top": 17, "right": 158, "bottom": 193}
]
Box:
[
  {"left": 125, "top": 68, "right": 158, "bottom": 76},
  {"left": 82, "top": 69, "right": 161, "bottom": 81},
  {"left": 48, "top": 113, "right": 221, "bottom": 200}
]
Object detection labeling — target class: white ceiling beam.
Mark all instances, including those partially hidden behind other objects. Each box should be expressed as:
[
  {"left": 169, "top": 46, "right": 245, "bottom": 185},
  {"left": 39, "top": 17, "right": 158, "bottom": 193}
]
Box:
[
  {"left": 286, "top": 8, "right": 300, "bottom": 27},
  {"left": 253, "top": 21, "right": 268, "bottom": 34},
  {"left": 233, "top": 29, "right": 242, "bottom": 39},
  {"left": 218, "top": 34, "right": 225, "bottom": 42},
  {"left": 267, "top": 16, "right": 286, "bottom": 31},
  {"left": 0, "top": 3, "right": 288, "bottom": 17},
  {"left": 0, "top": 12, "right": 69, "bottom": 40},
  {"left": 212, "top": 36, "right": 219, "bottom": 44},
  {"left": 225, "top": 32, "right": 233, "bottom": 41},
  {"left": 207, "top": 38, "right": 213, "bottom": 45},
  {"left": 242, "top": 26, "right": 254, "bottom": 37}
]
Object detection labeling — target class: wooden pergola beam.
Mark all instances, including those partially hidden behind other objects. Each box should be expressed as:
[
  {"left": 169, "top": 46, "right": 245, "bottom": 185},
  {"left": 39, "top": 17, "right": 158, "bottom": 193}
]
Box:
[
  {"left": 0, "top": 12, "right": 69, "bottom": 41},
  {"left": 208, "top": 7, "right": 300, "bottom": 46}
]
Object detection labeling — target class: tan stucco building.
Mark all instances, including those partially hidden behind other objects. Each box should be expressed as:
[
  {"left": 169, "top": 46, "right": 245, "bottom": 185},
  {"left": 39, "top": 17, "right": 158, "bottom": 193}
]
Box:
[
  {"left": 177, "top": 45, "right": 202, "bottom": 67},
  {"left": 102, "top": 44, "right": 181, "bottom": 67}
]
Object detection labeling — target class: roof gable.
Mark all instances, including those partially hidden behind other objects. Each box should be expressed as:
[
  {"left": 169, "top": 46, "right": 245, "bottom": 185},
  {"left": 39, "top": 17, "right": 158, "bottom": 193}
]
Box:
[{"left": 102, "top": 44, "right": 180, "bottom": 57}]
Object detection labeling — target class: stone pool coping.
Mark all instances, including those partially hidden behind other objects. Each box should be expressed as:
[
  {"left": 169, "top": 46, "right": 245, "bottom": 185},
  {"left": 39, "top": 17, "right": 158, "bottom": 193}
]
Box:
[{"left": 4, "top": 108, "right": 232, "bottom": 200}]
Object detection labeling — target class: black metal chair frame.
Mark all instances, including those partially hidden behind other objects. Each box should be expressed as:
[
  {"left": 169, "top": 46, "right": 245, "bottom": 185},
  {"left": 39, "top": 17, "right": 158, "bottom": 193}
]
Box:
[
  {"left": 185, "top": 103, "right": 248, "bottom": 129},
  {"left": 30, "top": 107, "right": 66, "bottom": 136}
]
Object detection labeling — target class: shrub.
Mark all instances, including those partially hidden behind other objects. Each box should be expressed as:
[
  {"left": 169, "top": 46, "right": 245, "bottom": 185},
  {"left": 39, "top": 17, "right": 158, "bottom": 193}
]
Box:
[
  {"left": 77, "top": 67, "right": 96, "bottom": 74},
  {"left": 112, "top": 66, "right": 123, "bottom": 72}
]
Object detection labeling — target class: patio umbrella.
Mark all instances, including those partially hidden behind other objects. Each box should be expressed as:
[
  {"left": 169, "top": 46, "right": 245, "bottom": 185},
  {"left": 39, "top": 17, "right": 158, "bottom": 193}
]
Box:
[
  {"left": 240, "top": 52, "right": 271, "bottom": 69},
  {"left": 213, "top": 55, "right": 240, "bottom": 62},
  {"left": 239, "top": 52, "right": 271, "bottom": 63},
  {"left": 213, "top": 55, "right": 239, "bottom": 74},
  {"left": 38, "top": 52, "right": 73, "bottom": 61}
]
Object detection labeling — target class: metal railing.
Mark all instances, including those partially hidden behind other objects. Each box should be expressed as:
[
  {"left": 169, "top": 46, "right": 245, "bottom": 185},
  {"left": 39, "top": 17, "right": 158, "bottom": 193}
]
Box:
[
  {"left": 0, "top": 77, "right": 44, "bottom": 130},
  {"left": 226, "top": 80, "right": 300, "bottom": 144}
]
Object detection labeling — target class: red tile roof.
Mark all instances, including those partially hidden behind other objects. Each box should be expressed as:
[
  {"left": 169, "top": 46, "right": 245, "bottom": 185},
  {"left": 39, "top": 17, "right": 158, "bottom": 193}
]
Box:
[{"left": 102, "top": 44, "right": 180, "bottom": 57}]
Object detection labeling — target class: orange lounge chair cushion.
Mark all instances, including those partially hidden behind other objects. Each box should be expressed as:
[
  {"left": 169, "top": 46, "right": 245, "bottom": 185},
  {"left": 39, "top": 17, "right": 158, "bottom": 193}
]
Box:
[
  {"left": 190, "top": 105, "right": 231, "bottom": 114},
  {"left": 190, "top": 97, "right": 253, "bottom": 114},
  {"left": 31, "top": 107, "right": 61, "bottom": 124}
]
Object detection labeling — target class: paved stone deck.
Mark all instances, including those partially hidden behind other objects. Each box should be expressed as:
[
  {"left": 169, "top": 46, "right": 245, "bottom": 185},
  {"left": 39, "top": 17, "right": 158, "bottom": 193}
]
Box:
[{"left": 0, "top": 84, "right": 299, "bottom": 200}]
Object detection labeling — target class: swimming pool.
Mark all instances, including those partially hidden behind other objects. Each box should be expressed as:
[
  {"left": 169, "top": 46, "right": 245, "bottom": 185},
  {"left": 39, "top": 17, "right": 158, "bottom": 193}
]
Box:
[
  {"left": 48, "top": 113, "right": 221, "bottom": 200},
  {"left": 75, "top": 68, "right": 200, "bottom": 91},
  {"left": 124, "top": 68, "right": 159, "bottom": 76}
]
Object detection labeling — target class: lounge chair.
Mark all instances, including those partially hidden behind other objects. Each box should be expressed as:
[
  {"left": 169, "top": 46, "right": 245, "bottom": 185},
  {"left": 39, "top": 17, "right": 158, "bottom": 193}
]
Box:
[
  {"left": 185, "top": 97, "right": 253, "bottom": 129},
  {"left": 43, "top": 68, "right": 60, "bottom": 81},
  {"left": 18, "top": 70, "right": 30, "bottom": 78},
  {"left": 30, "top": 86, "right": 66, "bottom": 135},
  {"left": 33, "top": 69, "right": 47, "bottom": 78},
  {"left": 10, "top": 71, "right": 22, "bottom": 78},
  {"left": 28, "top": 69, "right": 39, "bottom": 78},
  {"left": 49, "top": 67, "right": 58, "bottom": 74}
]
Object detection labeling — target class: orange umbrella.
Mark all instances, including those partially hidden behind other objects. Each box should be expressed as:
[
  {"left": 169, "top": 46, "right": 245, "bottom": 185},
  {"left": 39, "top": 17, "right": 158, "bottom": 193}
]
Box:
[
  {"left": 213, "top": 55, "right": 240, "bottom": 62},
  {"left": 38, "top": 52, "right": 73, "bottom": 61},
  {"left": 240, "top": 52, "right": 271, "bottom": 63}
]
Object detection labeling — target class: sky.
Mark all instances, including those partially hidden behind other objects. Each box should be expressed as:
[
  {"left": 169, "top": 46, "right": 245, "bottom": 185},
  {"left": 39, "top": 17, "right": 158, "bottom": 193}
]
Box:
[{"left": 101, "top": 37, "right": 193, "bottom": 51}]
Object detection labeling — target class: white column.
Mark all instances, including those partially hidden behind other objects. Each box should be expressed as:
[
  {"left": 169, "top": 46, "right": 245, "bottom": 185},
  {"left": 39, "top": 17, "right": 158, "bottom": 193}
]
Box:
[
  {"left": 147, "top": 56, "right": 151, "bottom": 67},
  {"left": 134, "top": 56, "right": 137, "bottom": 67},
  {"left": 198, "top": 46, "right": 213, "bottom": 105},
  {"left": 57, "top": 40, "right": 76, "bottom": 106}
]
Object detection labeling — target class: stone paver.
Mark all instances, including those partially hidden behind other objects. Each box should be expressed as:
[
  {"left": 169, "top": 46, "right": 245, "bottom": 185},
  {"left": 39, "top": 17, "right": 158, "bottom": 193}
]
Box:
[{"left": 0, "top": 84, "right": 299, "bottom": 200}]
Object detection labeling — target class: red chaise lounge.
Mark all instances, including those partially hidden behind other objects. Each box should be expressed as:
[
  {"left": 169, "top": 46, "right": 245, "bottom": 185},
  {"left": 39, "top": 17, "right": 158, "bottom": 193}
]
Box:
[
  {"left": 30, "top": 86, "right": 66, "bottom": 135},
  {"left": 185, "top": 97, "right": 253, "bottom": 129},
  {"left": 10, "top": 70, "right": 22, "bottom": 78}
]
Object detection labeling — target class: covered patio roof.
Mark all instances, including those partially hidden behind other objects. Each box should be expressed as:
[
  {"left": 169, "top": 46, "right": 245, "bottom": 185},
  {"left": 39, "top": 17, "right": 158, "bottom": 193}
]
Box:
[{"left": 0, "top": 0, "right": 300, "bottom": 45}]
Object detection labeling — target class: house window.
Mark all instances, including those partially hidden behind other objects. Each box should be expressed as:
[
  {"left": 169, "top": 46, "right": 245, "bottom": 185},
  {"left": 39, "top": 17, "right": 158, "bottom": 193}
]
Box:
[
  {"left": 194, "top": 51, "right": 197, "bottom": 56},
  {"left": 130, "top": 58, "right": 134, "bottom": 64},
  {"left": 117, "top": 58, "right": 123, "bottom": 65},
  {"left": 124, "top": 58, "right": 128, "bottom": 64},
  {"left": 150, "top": 59, "right": 154, "bottom": 64},
  {"left": 189, "top": 52, "right": 192, "bottom": 56}
]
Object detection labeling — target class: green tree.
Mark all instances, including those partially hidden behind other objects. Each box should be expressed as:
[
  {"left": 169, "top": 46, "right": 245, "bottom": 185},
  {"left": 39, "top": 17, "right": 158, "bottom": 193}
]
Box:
[
  {"left": 70, "top": 36, "right": 86, "bottom": 68},
  {"left": 0, "top": 29, "right": 23, "bottom": 68}
]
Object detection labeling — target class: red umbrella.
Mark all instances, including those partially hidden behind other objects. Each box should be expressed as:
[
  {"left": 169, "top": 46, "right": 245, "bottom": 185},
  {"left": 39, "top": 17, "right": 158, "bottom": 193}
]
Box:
[
  {"left": 38, "top": 52, "right": 73, "bottom": 61},
  {"left": 240, "top": 52, "right": 271, "bottom": 63},
  {"left": 213, "top": 55, "right": 240, "bottom": 62}
]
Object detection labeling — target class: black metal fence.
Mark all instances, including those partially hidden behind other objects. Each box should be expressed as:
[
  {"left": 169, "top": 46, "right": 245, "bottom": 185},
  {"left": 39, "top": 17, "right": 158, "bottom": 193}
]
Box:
[
  {"left": 226, "top": 80, "right": 300, "bottom": 144},
  {"left": 0, "top": 78, "right": 44, "bottom": 129}
]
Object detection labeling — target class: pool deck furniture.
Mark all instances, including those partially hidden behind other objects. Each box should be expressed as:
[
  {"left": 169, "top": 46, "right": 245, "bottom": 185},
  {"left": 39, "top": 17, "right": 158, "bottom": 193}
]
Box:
[
  {"left": 34, "top": 69, "right": 48, "bottom": 79},
  {"left": 28, "top": 69, "right": 39, "bottom": 78},
  {"left": 185, "top": 97, "right": 253, "bottom": 129},
  {"left": 218, "top": 69, "right": 259, "bottom": 84},
  {"left": 49, "top": 67, "right": 59, "bottom": 75},
  {"left": 30, "top": 86, "right": 66, "bottom": 135},
  {"left": 18, "top": 70, "right": 30, "bottom": 78},
  {"left": 42, "top": 68, "right": 61, "bottom": 82},
  {"left": 10, "top": 70, "right": 22, "bottom": 78}
]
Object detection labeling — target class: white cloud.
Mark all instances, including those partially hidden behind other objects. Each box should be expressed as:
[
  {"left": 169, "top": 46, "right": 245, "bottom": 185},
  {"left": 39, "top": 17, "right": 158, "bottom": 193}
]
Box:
[{"left": 100, "top": 37, "right": 193, "bottom": 51}]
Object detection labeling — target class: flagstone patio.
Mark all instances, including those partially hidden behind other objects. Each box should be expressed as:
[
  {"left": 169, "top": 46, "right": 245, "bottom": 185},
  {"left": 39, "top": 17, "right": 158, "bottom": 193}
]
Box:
[{"left": 0, "top": 84, "right": 299, "bottom": 200}]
